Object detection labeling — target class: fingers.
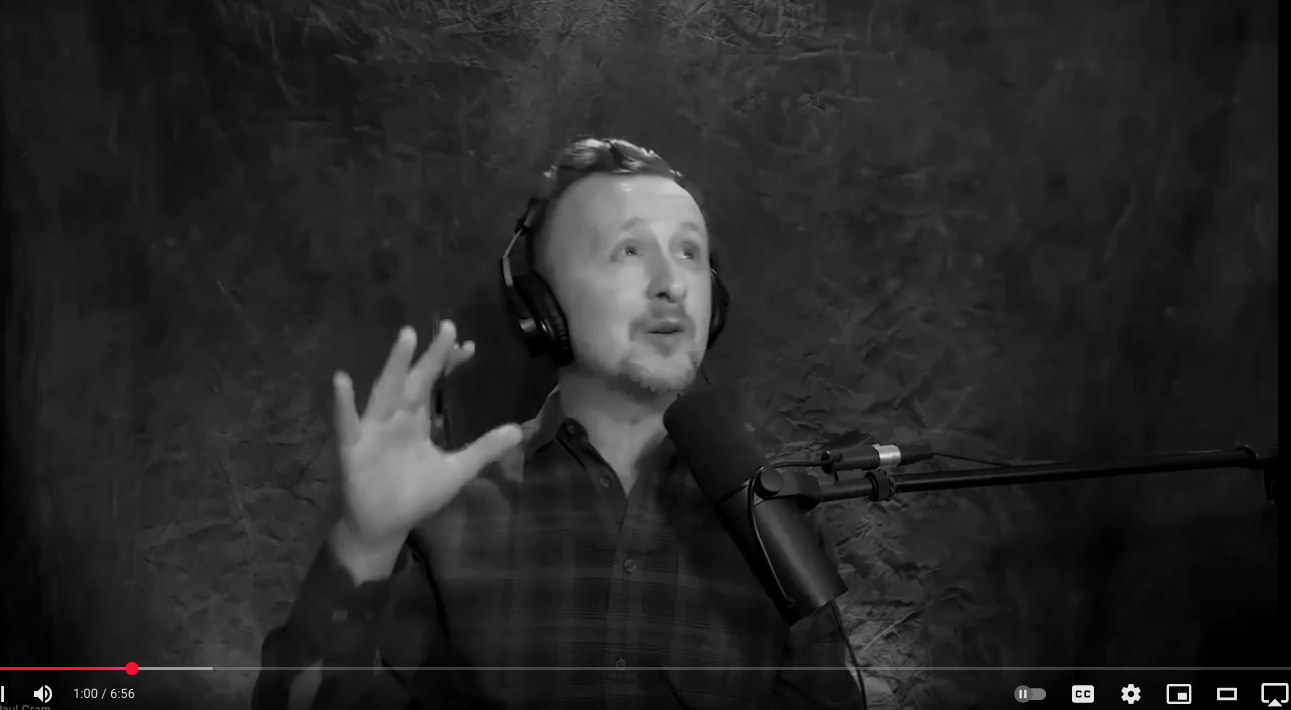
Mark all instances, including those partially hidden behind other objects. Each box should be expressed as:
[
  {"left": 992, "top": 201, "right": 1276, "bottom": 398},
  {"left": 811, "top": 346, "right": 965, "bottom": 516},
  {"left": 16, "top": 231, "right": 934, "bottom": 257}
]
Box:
[
  {"left": 446, "top": 423, "right": 524, "bottom": 481},
  {"left": 368, "top": 327, "right": 419, "bottom": 421},
  {"left": 444, "top": 340, "right": 476, "bottom": 377},
  {"left": 333, "top": 372, "right": 362, "bottom": 450},
  {"left": 404, "top": 321, "right": 463, "bottom": 410},
  {"left": 355, "top": 322, "right": 478, "bottom": 431},
  {"left": 418, "top": 341, "right": 475, "bottom": 435}
]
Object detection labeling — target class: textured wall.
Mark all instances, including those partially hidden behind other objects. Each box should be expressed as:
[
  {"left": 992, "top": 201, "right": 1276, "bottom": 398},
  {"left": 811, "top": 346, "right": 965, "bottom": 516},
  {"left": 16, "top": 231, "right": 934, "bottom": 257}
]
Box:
[{"left": 2, "top": 0, "right": 1277, "bottom": 707}]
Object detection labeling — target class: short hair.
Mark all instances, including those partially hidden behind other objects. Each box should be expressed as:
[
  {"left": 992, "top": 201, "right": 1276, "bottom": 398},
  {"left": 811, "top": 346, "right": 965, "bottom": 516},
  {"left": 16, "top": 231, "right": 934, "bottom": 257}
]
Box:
[{"left": 525, "top": 138, "right": 688, "bottom": 276}]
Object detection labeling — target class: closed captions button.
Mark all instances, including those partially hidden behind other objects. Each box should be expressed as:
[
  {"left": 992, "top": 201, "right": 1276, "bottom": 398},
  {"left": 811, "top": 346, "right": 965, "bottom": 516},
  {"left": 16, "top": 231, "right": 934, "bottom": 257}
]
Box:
[{"left": 1014, "top": 686, "right": 1047, "bottom": 702}]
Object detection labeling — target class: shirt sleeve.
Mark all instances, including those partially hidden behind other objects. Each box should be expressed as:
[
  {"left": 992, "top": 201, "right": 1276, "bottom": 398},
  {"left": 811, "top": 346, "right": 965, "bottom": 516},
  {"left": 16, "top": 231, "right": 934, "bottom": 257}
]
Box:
[
  {"left": 768, "top": 515, "right": 868, "bottom": 710},
  {"left": 251, "top": 531, "right": 482, "bottom": 710}
]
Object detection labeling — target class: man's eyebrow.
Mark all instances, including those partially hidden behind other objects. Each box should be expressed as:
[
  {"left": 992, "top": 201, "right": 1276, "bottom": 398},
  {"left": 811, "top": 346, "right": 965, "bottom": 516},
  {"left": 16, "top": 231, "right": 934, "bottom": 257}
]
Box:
[
  {"left": 677, "top": 220, "right": 706, "bottom": 235},
  {"left": 615, "top": 217, "right": 707, "bottom": 235}
]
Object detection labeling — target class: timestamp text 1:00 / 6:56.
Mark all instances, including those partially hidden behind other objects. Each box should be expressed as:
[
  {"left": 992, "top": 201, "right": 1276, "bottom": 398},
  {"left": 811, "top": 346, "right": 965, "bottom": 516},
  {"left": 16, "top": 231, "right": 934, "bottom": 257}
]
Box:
[{"left": 73, "top": 688, "right": 137, "bottom": 699}]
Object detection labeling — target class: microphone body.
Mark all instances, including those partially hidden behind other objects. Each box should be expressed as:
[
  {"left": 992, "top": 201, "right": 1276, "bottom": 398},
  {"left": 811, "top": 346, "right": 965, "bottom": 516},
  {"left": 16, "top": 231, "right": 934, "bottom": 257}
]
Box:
[{"left": 665, "top": 391, "right": 848, "bottom": 626}]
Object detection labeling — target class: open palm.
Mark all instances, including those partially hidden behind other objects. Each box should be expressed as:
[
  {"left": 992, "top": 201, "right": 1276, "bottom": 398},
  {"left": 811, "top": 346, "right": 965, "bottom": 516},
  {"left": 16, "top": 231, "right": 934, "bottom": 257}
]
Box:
[{"left": 333, "top": 321, "right": 522, "bottom": 548}]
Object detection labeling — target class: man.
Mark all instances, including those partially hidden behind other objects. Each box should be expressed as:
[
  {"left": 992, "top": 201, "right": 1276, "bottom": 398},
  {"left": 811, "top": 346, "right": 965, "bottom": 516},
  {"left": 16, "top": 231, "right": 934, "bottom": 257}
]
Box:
[{"left": 253, "top": 138, "right": 866, "bottom": 710}]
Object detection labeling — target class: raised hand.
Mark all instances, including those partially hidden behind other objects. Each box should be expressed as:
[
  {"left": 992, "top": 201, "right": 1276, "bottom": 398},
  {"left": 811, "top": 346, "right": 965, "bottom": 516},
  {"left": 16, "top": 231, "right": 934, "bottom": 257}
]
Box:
[{"left": 330, "top": 321, "right": 522, "bottom": 569}]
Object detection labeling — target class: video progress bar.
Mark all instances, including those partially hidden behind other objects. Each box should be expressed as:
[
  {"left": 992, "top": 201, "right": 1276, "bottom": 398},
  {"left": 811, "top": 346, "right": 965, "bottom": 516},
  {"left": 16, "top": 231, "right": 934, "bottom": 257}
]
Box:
[
  {"left": 134, "top": 666, "right": 1291, "bottom": 672},
  {"left": 4, "top": 666, "right": 1284, "bottom": 672},
  {"left": 205, "top": 666, "right": 1291, "bottom": 672}
]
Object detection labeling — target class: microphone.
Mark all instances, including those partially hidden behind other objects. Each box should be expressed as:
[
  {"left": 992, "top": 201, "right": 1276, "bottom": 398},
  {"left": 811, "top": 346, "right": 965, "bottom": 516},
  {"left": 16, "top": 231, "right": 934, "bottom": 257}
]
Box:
[{"left": 664, "top": 390, "right": 848, "bottom": 626}]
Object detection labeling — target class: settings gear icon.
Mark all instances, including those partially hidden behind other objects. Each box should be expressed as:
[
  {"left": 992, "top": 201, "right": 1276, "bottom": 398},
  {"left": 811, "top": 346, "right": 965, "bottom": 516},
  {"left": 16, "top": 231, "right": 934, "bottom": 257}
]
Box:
[{"left": 1121, "top": 684, "right": 1142, "bottom": 704}]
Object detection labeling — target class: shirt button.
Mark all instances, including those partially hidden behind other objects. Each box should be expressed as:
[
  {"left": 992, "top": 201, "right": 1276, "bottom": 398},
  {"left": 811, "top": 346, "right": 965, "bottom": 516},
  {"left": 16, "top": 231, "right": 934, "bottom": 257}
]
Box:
[
  {"left": 599, "top": 475, "right": 612, "bottom": 488},
  {"left": 614, "top": 658, "right": 627, "bottom": 672},
  {"left": 330, "top": 609, "right": 348, "bottom": 623},
  {"left": 622, "top": 559, "right": 636, "bottom": 573}
]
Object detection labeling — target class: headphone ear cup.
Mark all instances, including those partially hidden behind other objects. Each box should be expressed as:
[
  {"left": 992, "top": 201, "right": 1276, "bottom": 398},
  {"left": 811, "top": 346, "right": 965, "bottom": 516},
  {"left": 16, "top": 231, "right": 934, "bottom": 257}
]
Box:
[
  {"left": 707, "top": 269, "right": 730, "bottom": 348},
  {"left": 515, "top": 272, "right": 575, "bottom": 367}
]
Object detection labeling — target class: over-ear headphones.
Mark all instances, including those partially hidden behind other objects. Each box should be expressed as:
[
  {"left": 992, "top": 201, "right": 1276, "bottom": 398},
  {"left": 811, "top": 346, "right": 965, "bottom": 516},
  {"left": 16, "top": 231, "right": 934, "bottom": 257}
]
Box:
[{"left": 500, "top": 197, "right": 731, "bottom": 368}]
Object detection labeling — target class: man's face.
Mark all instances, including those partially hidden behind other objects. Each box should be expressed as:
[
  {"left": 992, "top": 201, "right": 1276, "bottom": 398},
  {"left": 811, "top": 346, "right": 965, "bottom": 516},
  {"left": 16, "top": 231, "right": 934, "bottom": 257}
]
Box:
[{"left": 542, "top": 173, "right": 712, "bottom": 396}]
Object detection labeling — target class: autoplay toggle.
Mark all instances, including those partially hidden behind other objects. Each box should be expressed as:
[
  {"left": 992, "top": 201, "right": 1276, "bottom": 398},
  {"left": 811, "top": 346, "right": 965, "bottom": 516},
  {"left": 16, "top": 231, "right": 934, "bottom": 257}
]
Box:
[{"left": 1015, "top": 686, "right": 1047, "bottom": 702}]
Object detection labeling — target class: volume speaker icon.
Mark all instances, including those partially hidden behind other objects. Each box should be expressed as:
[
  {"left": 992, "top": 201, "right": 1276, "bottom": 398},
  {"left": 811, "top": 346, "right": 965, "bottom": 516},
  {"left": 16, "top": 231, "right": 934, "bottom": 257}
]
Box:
[{"left": 34, "top": 685, "right": 53, "bottom": 702}]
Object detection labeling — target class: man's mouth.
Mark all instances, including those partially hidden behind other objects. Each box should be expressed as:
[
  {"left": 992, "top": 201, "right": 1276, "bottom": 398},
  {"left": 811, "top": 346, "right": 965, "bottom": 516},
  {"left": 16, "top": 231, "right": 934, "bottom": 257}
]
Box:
[{"left": 646, "top": 321, "right": 686, "bottom": 335}]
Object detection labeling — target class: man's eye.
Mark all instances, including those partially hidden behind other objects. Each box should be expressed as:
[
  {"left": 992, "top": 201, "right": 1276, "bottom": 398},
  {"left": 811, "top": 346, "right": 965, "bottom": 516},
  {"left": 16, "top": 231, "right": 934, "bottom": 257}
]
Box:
[
  {"left": 676, "top": 242, "right": 704, "bottom": 260},
  {"left": 622, "top": 245, "right": 640, "bottom": 257}
]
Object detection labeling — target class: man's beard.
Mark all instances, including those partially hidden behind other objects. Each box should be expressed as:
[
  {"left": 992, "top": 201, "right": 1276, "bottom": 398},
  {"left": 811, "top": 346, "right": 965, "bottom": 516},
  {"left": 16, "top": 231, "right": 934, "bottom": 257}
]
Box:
[{"left": 619, "top": 348, "right": 701, "bottom": 396}]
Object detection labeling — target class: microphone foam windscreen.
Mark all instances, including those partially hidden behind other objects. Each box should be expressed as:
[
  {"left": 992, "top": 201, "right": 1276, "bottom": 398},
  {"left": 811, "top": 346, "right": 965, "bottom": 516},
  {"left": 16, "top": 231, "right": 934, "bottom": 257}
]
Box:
[{"left": 664, "top": 390, "right": 770, "bottom": 502}]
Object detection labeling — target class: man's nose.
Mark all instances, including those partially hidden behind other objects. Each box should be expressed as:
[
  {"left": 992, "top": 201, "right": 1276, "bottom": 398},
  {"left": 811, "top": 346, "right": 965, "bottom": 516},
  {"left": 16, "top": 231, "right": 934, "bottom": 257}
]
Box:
[{"left": 648, "top": 254, "right": 687, "bottom": 303}]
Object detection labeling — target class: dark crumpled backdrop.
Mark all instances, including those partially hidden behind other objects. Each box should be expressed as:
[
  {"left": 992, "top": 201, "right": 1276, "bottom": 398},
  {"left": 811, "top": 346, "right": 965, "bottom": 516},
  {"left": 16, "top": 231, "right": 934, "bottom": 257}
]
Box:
[{"left": 1, "top": 0, "right": 1277, "bottom": 707}]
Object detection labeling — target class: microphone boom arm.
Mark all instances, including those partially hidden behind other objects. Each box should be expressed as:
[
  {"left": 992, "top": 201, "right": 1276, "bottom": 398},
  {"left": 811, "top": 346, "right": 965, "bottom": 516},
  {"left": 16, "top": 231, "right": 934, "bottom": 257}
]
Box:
[
  {"left": 747, "top": 443, "right": 1281, "bottom": 663},
  {"left": 754, "top": 445, "right": 1279, "bottom": 509}
]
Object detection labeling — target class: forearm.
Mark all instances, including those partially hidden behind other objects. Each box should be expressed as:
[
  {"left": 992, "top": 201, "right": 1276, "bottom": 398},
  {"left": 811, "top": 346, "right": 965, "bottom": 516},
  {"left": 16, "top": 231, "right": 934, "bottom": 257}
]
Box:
[
  {"left": 331, "top": 518, "right": 406, "bottom": 585},
  {"left": 252, "top": 538, "right": 410, "bottom": 710}
]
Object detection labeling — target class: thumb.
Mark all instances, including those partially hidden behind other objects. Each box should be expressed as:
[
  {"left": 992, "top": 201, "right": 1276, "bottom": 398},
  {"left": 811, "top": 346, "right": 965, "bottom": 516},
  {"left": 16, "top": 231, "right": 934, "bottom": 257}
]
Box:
[{"left": 447, "top": 423, "right": 524, "bottom": 479}]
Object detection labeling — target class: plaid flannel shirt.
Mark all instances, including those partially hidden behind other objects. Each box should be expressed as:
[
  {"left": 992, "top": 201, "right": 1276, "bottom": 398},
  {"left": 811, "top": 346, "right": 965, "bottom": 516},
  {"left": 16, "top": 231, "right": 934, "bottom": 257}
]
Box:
[{"left": 254, "top": 388, "right": 865, "bottom": 710}]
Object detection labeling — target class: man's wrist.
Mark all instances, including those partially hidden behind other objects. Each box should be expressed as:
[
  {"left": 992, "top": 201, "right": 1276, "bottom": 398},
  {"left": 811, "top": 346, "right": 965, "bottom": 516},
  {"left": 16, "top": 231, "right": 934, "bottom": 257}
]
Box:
[{"left": 329, "top": 519, "right": 406, "bottom": 584}]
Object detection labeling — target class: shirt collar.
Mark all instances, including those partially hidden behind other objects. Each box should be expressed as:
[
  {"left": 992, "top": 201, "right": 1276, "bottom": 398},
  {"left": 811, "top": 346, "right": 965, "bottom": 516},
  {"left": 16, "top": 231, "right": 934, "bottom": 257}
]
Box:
[
  {"left": 519, "top": 387, "right": 569, "bottom": 457},
  {"left": 519, "top": 379, "right": 711, "bottom": 461}
]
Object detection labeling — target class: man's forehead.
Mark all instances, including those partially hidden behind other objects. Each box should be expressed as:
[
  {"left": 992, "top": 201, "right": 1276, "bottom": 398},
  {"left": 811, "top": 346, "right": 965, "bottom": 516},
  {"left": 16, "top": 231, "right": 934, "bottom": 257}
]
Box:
[{"left": 549, "top": 173, "right": 706, "bottom": 241}]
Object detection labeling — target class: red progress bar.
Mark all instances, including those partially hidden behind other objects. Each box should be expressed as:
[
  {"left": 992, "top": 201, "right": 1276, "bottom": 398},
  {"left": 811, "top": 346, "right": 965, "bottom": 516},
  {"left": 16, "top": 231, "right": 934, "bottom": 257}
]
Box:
[{"left": 1, "top": 662, "right": 140, "bottom": 675}]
